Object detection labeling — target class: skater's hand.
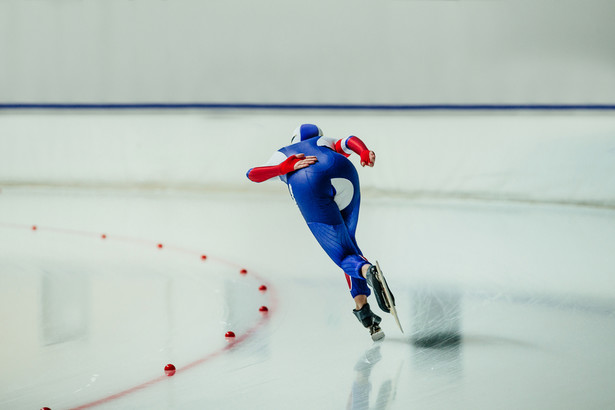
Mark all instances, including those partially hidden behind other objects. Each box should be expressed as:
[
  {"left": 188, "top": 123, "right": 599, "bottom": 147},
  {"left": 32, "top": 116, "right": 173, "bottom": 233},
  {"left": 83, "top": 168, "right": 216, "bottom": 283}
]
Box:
[
  {"left": 293, "top": 154, "right": 318, "bottom": 170},
  {"left": 360, "top": 151, "right": 376, "bottom": 167},
  {"left": 279, "top": 154, "right": 318, "bottom": 174}
]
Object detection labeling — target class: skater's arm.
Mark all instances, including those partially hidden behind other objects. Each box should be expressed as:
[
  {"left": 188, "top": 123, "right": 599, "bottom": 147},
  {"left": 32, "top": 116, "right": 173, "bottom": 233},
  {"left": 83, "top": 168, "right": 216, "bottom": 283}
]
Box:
[
  {"left": 246, "top": 154, "right": 317, "bottom": 183},
  {"left": 335, "top": 136, "right": 376, "bottom": 167}
]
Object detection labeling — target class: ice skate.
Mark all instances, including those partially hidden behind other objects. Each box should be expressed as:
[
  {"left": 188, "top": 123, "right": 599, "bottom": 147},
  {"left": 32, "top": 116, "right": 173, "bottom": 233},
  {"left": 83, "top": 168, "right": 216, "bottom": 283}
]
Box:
[
  {"left": 365, "top": 265, "right": 395, "bottom": 313},
  {"left": 353, "top": 303, "right": 385, "bottom": 341},
  {"left": 366, "top": 261, "right": 404, "bottom": 333}
]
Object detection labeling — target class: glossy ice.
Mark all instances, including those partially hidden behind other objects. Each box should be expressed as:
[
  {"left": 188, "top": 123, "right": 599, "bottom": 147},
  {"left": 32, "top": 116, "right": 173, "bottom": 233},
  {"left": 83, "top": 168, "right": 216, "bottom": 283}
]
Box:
[{"left": 1, "top": 187, "right": 614, "bottom": 410}]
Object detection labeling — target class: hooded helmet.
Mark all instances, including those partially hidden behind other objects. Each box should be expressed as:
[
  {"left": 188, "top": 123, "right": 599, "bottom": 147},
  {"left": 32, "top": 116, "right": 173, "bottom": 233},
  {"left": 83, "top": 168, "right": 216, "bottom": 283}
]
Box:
[{"left": 290, "top": 124, "right": 323, "bottom": 144}]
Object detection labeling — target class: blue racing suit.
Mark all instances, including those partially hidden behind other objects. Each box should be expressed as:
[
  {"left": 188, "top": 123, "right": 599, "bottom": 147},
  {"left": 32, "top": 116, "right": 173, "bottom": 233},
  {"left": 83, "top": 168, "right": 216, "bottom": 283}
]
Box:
[{"left": 248, "top": 136, "right": 371, "bottom": 298}]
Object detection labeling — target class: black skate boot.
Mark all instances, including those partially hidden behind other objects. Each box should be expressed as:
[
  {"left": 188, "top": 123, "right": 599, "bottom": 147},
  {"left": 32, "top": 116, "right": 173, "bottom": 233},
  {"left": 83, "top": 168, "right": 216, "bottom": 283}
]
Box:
[
  {"left": 353, "top": 303, "right": 385, "bottom": 341},
  {"left": 365, "top": 264, "right": 395, "bottom": 313}
]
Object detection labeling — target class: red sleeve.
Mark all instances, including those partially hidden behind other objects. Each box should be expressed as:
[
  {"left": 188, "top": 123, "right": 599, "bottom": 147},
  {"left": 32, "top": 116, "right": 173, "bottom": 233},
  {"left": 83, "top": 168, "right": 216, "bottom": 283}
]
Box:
[
  {"left": 344, "top": 136, "right": 373, "bottom": 165},
  {"left": 334, "top": 135, "right": 369, "bottom": 157},
  {"left": 345, "top": 136, "right": 369, "bottom": 155},
  {"left": 246, "top": 155, "right": 302, "bottom": 183},
  {"left": 246, "top": 165, "right": 283, "bottom": 183}
]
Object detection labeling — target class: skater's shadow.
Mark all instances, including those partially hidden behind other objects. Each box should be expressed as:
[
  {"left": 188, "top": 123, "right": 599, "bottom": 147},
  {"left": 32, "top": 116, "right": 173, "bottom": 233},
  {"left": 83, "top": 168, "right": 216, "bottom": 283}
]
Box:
[{"left": 347, "top": 345, "right": 401, "bottom": 410}]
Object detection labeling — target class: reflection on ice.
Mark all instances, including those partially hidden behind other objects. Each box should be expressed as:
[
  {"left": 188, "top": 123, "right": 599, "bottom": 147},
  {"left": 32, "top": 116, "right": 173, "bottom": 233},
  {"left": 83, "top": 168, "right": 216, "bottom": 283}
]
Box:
[
  {"left": 349, "top": 345, "right": 402, "bottom": 410},
  {"left": 42, "top": 269, "right": 90, "bottom": 345}
]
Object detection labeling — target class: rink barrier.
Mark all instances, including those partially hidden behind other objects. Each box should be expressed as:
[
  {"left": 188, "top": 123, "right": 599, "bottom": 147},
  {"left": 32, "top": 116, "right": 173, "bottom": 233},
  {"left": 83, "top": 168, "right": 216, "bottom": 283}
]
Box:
[
  {"left": 1, "top": 103, "right": 615, "bottom": 110},
  {"left": 0, "top": 222, "right": 277, "bottom": 410}
]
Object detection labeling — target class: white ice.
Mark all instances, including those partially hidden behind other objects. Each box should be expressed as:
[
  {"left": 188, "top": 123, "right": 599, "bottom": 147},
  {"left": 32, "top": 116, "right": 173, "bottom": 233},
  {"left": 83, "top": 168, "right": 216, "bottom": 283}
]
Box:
[{"left": 1, "top": 113, "right": 615, "bottom": 410}]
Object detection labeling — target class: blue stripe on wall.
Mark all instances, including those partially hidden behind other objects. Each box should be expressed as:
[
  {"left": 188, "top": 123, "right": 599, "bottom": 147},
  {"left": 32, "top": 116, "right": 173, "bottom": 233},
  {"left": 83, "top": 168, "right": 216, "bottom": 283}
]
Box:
[{"left": 1, "top": 103, "right": 614, "bottom": 111}]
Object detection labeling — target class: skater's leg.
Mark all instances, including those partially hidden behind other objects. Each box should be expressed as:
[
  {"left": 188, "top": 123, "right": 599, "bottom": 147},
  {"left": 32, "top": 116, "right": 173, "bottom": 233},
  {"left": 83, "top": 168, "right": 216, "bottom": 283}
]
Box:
[
  {"left": 339, "top": 186, "right": 361, "bottom": 251},
  {"left": 347, "top": 273, "right": 371, "bottom": 302},
  {"left": 291, "top": 167, "right": 376, "bottom": 301},
  {"left": 301, "top": 175, "right": 371, "bottom": 281},
  {"left": 307, "top": 221, "right": 369, "bottom": 281},
  {"left": 318, "top": 173, "right": 394, "bottom": 316},
  {"left": 354, "top": 294, "right": 367, "bottom": 310},
  {"left": 340, "top": 185, "right": 395, "bottom": 313},
  {"left": 290, "top": 171, "right": 363, "bottom": 277},
  {"left": 336, "top": 175, "right": 373, "bottom": 282}
]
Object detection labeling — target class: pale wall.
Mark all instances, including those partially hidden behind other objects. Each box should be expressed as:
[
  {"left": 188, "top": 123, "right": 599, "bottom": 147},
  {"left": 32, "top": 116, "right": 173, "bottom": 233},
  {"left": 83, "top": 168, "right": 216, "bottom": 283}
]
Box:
[{"left": 1, "top": 0, "right": 614, "bottom": 105}]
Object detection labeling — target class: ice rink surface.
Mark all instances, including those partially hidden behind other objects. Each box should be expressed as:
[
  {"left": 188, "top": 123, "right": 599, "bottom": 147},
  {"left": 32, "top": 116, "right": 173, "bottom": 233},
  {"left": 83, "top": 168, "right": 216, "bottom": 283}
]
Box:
[{"left": 1, "top": 185, "right": 615, "bottom": 410}]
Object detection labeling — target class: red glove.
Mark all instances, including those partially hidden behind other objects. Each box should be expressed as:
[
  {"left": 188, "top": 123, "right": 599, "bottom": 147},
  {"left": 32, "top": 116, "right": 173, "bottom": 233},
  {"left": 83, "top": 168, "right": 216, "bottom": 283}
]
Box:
[{"left": 279, "top": 155, "right": 302, "bottom": 174}]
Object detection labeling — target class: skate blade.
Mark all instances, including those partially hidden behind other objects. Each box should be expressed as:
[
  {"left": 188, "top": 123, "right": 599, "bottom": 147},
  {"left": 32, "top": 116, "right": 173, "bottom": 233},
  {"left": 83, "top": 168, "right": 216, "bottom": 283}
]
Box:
[
  {"left": 375, "top": 261, "right": 404, "bottom": 334},
  {"left": 389, "top": 305, "right": 404, "bottom": 334}
]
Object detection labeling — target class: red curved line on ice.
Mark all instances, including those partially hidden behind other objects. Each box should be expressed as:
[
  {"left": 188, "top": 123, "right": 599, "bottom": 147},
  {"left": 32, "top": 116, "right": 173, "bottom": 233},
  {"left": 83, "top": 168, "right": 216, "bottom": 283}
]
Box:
[
  {"left": 0, "top": 223, "right": 277, "bottom": 409},
  {"left": 69, "top": 309, "right": 274, "bottom": 410}
]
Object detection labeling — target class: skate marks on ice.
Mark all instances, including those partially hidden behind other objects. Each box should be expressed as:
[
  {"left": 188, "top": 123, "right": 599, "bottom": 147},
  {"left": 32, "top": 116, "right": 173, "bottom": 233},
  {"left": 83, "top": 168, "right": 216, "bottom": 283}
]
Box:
[
  {"left": 408, "top": 287, "right": 461, "bottom": 348},
  {"left": 378, "top": 284, "right": 615, "bottom": 409}
]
